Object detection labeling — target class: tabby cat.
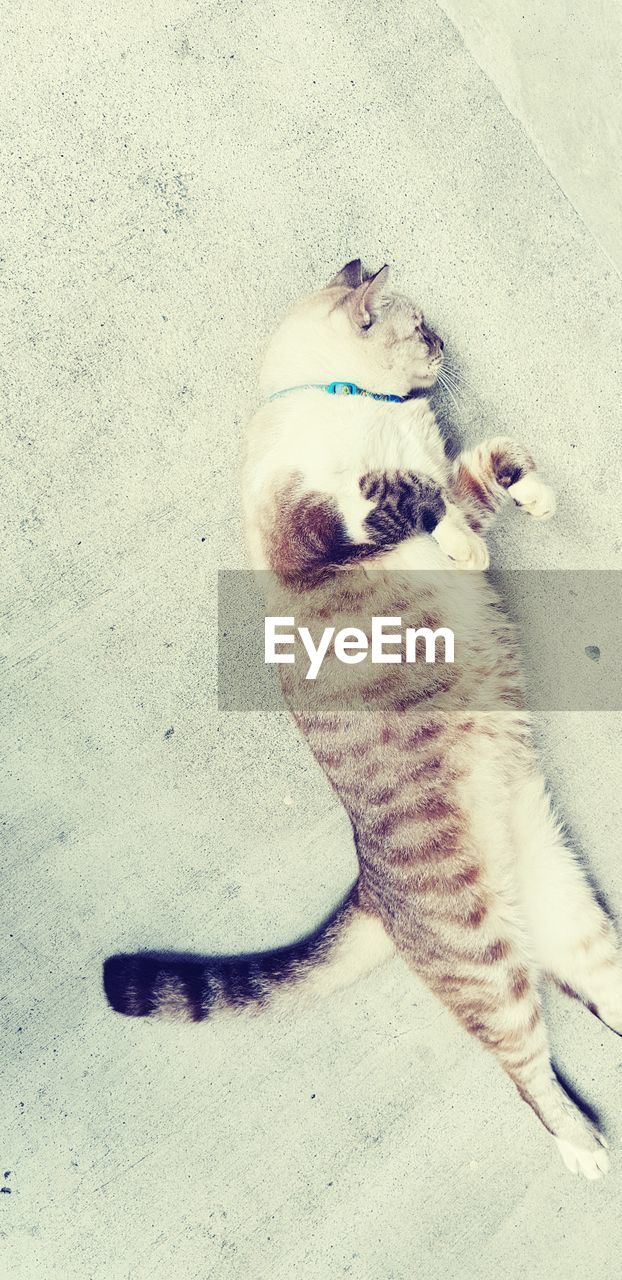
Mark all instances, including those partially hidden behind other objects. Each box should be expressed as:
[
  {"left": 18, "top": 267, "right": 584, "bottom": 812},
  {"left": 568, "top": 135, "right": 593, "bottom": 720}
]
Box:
[{"left": 104, "top": 260, "right": 620, "bottom": 1179}]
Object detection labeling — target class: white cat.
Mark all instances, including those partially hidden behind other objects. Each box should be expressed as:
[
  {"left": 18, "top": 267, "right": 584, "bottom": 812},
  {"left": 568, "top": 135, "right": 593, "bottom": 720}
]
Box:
[{"left": 105, "top": 261, "right": 616, "bottom": 1181}]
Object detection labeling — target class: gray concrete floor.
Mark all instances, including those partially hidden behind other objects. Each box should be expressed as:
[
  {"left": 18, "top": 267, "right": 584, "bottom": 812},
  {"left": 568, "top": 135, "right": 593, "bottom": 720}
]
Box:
[{"left": 3, "top": 2, "right": 622, "bottom": 1277}]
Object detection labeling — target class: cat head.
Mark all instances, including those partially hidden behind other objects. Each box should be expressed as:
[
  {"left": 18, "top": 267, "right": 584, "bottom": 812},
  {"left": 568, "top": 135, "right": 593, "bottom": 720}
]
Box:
[{"left": 259, "top": 260, "right": 444, "bottom": 399}]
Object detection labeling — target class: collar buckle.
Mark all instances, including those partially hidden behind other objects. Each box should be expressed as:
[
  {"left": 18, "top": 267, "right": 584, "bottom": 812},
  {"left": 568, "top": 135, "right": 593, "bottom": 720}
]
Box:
[{"left": 327, "top": 381, "right": 358, "bottom": 396}]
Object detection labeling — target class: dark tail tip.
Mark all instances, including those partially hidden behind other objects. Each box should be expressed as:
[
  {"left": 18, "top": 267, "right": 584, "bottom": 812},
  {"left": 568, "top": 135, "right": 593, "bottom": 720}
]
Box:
[{"left": 103, "top": 953, "right": 160, "bottom": 1017}]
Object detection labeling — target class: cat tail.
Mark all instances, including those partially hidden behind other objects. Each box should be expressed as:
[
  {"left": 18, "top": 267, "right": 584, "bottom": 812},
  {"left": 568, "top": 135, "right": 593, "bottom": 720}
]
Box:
[{"left": 103, "top": 885, "right": 394, "bottom": 1022}]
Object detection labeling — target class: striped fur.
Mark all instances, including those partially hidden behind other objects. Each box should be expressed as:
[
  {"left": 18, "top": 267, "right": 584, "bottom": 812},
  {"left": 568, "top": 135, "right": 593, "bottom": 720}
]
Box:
[
  {"left": 105, "top": 263, "right": 617, "bottom": 1180},
  {"left": 104, "top": 889, "right": 395, "bottom": 1021}
]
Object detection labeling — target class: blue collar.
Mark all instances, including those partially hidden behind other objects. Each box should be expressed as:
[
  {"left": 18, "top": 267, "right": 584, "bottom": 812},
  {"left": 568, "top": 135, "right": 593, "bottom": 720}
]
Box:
[{"left": 267, "top": 380, "right": 407, "bottom": 404}]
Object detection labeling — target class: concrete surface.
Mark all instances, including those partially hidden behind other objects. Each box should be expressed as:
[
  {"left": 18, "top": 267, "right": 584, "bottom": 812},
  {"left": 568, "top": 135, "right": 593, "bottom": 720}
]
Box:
[
  {"left": 2, "top": 1, "right": 621, "bottom": 1277},
  {"left": 436, "top": 0, "right": 622, "bottom": 273}
]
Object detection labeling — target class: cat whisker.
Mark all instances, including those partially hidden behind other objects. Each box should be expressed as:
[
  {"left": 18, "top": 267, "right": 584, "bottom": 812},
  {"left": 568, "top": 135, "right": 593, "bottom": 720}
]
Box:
[
  {"left": 440, "top": 374, "right": 462, "bottom": 396},
  {"left": 442, "top": 362, "right": 477, "bottom": 395},
  {"left": 437, "top": 371, "right": 461, "bottom": 413},
  {"left": 438, "top": 361, "right": 461, "bottom": 383}
]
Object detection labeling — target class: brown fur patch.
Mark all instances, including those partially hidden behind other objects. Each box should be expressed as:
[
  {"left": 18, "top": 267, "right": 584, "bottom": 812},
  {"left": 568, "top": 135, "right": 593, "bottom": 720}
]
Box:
[
  {"left": 418, "top": 793, "right": 457, "bottom": 822},
  {"left": 481, "top": 938, "right": 511, "bottom": 965},
  {"left": 268, "top": 484, "right": 350, "bottom": 586},
  {"left": 509, "top": 967, "right": 531, "bottom": 1000},
  {"left": 402, "top": 722, "right": 444, "bottom": 748},
  {"left": 489, "top": 447, "right": 534, "bottom": 489},
  {"left": 462, "top": 900, "right": 488, "bottom": 928},
  {"left": 455, "top": 462, "right": 495, "bottom": 512},
  {"left": 452, "top": 863, "right": 481, "bottom": 889},
  {"left": 314, "top": 749, "right": 345, "bottom": 769}
]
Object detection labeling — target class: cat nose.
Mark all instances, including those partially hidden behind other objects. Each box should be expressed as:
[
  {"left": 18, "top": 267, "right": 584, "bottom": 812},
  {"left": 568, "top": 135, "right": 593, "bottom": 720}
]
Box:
[{"left": 438, "top": 338, "right": 444, "bottom": 351}]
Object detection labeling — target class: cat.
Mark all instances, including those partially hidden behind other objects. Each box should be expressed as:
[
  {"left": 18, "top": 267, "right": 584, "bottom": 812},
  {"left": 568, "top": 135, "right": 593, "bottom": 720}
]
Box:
[{"left": 104, "top": 259, "right": 620, "bottom": 1179}]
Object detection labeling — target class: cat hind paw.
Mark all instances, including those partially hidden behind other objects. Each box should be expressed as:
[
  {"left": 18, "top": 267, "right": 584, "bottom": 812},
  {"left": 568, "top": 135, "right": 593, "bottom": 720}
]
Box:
[{"left": 555, "top": 1132, "right": 609, "bottom": 1180}]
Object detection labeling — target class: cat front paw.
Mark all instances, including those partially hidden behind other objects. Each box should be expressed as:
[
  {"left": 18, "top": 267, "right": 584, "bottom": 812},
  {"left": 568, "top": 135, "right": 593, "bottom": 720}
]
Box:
[
  {"left": 432, "top": 511, "right": 490, "bottom": 570},
  {"left": 508, "top": 474, "right": 557, "bottom": 522}
]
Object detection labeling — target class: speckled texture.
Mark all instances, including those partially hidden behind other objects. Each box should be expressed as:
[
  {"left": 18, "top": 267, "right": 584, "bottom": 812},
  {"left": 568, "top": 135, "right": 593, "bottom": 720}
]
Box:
[{"left": 3, "top": 2, "right": 622, "bottom": 1277}]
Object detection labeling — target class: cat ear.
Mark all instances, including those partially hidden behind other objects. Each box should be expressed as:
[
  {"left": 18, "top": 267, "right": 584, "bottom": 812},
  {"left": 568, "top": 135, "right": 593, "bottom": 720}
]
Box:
[
  {"left": 327, "top": 259, "right": 363, "bottom": 289},
  {"left": 345, "top": 264, "right": 390, "bottom": 329}
]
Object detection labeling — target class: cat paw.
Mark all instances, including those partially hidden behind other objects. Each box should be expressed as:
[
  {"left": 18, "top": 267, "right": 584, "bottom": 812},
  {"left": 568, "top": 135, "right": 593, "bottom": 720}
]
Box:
[
  {"left": 555, "top": 1132, "right": 609, "bottom": 1180},
  {"left": 433, "top": 512, "right": 490, "bottom": 571},
  {"left": 508, "top": 474, "right": 557, "bottom": 522}
]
